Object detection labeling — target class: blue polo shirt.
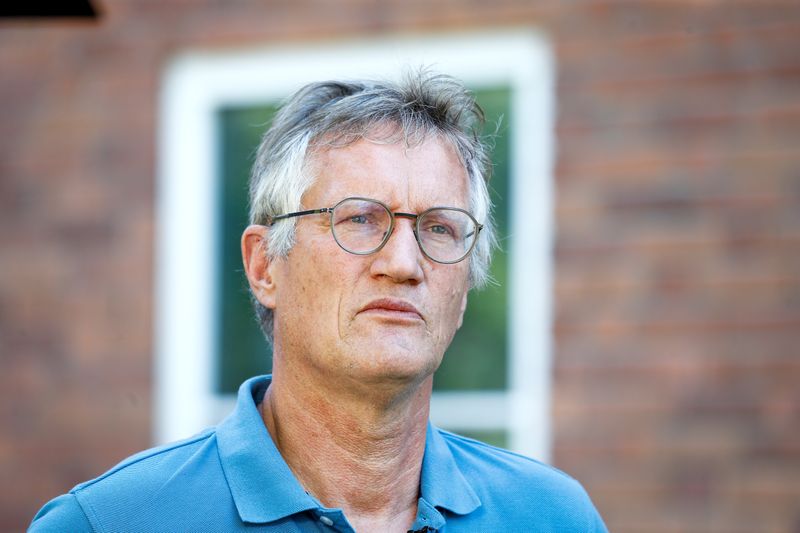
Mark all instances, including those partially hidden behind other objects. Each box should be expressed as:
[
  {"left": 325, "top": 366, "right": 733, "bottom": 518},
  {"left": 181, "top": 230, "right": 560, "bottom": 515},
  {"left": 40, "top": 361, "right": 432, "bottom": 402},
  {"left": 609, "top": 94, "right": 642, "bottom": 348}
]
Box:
[{"left": 30, "top": 375, "right": 607, "bottom": 532}]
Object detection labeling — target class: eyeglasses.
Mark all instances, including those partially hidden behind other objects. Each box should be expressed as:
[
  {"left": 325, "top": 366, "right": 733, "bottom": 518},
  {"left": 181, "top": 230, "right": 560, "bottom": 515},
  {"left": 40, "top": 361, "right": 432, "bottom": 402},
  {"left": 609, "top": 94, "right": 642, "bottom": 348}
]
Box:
[{"left": 267, "top": 196, "right": 483, "bottom": 264}]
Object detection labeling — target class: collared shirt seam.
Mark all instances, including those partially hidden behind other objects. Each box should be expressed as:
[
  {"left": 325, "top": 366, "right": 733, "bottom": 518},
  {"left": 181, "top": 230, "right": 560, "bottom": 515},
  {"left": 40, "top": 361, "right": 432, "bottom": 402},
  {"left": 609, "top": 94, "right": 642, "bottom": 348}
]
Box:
[
  {"left": 438, "top": 428, "right": 580, "bottom": 483},
  {"left": 71, "top": 430, "right": 216, "bottom": 494},
  {"left": 72, "top": 491, "right": 103, "bottom": 533}
]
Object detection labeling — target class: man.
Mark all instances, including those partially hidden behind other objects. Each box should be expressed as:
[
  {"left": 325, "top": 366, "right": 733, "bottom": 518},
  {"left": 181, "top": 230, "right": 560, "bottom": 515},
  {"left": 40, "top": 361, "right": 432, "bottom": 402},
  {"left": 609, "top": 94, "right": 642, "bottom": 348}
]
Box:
[{"left": 31, "top": 71, "right": 607, "bottom": 532}]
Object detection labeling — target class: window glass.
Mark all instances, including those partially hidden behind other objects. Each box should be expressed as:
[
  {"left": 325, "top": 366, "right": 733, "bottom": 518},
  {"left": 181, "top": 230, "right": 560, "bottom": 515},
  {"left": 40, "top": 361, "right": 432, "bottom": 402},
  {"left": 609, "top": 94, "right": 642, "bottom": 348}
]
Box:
[
  {"left": 216, "top": 106, "right": 277, "bottom": 393},
  {"left": 455, "top": 430, "right": 508, "bottom": 449},
  {"left": 215, "top": 87, "right": 510, "bottom": 395}
]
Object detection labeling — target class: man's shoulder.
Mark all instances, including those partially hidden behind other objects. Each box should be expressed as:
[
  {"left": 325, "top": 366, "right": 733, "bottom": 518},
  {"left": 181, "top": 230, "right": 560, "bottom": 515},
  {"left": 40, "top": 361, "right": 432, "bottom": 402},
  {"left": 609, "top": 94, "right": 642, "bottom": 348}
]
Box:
[
  {"left": 436, "top": 428, "right": 608, "bottom": 531},
  {"left": 438, "top": 428, "right": 579, "bottom": 489},
  {"left": 31, "top": 428, "right": 236, "bottom": 532},
  {"left": 72, "top": 428, "right": 219, "bottom": 498}
]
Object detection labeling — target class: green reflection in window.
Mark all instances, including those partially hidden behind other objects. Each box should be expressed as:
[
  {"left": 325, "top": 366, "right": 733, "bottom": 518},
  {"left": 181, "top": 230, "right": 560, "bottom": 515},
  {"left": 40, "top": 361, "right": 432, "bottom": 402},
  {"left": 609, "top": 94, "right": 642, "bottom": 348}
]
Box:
[
  {"left": 216, "top": 105, "right": 277, "bottom": 393},
  {"left": 450, "top": 429, "right": 508, "bottom": 449},
  {"left": 215, "top": 87, "right": 510, "bottom": 394}
]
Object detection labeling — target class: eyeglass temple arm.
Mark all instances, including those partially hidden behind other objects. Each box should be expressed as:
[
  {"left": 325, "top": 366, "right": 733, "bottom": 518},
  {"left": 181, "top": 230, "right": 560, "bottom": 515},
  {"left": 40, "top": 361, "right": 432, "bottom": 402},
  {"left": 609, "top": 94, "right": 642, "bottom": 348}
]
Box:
[
  {"left": 464, "top": 225, "right": 484, "bottom": 240},
  {"left": 266, "top": 208, "right": 333, "bottom": 226}
]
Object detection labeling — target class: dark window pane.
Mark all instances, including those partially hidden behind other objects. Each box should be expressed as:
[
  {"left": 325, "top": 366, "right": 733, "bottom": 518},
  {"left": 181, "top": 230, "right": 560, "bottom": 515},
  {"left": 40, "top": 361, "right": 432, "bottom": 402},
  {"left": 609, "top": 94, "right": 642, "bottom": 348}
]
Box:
[{"left": 216, "top": 106, "right": 278, "bottom": 393}]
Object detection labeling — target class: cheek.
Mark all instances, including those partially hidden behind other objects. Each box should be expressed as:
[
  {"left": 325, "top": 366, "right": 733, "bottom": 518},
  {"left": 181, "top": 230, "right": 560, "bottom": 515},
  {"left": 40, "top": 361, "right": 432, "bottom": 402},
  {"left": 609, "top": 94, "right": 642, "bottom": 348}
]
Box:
[
  {"left": 433, "top": 279, "right": 469, "bottom": 335},
  {"left": 445, "top": 291, "right": 466, "bottom": 328},
  {"left": 282, "top": 251, "right": 354, "bottom": 329}
]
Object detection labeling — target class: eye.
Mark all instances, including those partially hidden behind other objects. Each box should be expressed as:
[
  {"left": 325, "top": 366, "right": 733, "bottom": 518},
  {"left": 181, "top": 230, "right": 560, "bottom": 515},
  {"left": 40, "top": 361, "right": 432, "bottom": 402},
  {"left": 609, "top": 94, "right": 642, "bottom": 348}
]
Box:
[
  {"left": 428, "top": 224, "right": 452, "bottom": 235},
  {"left": 334, "top": 207, "right": 385, "bottom": 229},
  {"left": 339, "top": 211, "right": 381, "bottom": 227},
  {"left": 349, "top": 214, "right": 369, "bottom": 224},
  {"left": 422, "top": 220, "right": 456, "bottom": 238}
]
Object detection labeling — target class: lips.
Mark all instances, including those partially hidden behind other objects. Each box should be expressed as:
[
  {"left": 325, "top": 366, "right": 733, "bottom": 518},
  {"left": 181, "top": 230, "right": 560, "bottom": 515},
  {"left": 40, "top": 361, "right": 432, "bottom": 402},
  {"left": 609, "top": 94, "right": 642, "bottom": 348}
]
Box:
[{"left": 358, "top": 298, "right": 424, "bottom": 321}]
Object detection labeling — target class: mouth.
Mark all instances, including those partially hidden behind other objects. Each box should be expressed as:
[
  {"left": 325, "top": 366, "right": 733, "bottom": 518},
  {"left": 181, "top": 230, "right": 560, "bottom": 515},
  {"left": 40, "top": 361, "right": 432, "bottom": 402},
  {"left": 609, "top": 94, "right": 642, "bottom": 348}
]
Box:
[{"left": 358, "top": 298, "right": 424, "bottom": 322}]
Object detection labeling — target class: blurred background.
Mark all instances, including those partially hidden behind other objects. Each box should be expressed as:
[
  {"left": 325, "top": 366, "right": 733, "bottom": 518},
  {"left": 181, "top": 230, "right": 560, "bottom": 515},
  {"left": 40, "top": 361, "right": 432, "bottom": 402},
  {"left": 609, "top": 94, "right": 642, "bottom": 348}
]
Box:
[{"left": 2, "top": 1, "right": 799, "bottom": 532}]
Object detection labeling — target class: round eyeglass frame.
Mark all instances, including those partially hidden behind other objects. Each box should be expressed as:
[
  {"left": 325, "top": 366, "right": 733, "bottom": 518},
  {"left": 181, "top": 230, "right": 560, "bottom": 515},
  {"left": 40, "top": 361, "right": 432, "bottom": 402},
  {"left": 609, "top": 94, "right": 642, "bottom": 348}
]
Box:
[{"left": 266, "top": 196, "right": 483, "bottom": 265}]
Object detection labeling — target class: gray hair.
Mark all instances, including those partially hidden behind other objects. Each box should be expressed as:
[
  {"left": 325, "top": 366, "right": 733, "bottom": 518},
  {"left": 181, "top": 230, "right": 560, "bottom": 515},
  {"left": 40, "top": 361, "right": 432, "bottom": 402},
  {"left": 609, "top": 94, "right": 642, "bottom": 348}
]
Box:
[{"left": 248, "top": 70, "right": 497, "bottom": 342}]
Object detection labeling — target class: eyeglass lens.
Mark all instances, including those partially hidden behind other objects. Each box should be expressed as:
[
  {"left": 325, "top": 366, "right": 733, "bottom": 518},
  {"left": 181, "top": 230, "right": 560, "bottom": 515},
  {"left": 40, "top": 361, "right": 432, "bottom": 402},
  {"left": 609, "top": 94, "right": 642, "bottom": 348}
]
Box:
[{"left": 331, "top": 198, "right": 477, "bottom": 263}]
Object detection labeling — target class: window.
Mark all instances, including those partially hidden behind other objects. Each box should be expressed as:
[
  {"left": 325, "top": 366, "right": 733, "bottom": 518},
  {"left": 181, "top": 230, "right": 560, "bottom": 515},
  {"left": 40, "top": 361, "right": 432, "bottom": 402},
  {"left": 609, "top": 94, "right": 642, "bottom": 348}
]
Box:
[{"left": 156, "top": 30, "right": 555, "bottom": 460}]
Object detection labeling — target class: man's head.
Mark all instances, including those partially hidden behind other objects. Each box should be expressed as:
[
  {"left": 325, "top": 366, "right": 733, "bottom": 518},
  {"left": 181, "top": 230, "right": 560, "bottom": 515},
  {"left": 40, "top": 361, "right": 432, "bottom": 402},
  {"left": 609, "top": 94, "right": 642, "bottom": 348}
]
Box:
[{"left": 245, "top": 71, "right": 497, "bottom": 350}]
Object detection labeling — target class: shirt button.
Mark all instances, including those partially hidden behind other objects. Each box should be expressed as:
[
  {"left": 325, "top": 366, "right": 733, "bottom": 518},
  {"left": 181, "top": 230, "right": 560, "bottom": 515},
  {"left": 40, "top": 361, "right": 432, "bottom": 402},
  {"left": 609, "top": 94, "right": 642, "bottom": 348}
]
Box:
[{"left": 319, "top": 515, "right": 334, "bottom": 526}]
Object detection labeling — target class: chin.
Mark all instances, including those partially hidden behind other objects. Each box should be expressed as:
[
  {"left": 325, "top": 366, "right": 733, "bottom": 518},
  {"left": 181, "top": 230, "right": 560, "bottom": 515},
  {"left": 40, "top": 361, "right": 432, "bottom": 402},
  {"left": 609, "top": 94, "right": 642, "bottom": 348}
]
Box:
[
  {"left": 334, "top": 325, "right": 447, "bottom": 386},
  {"left": 346, "top": 343, "right": 441, "bottom": 387}
]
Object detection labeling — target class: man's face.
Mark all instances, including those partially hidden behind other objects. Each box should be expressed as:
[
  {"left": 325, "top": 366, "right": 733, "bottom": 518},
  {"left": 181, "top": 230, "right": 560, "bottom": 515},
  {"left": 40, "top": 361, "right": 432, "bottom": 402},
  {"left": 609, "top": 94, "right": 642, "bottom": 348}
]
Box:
[{"left": 268, "top": 134, "right": 472, "bottom": 389}]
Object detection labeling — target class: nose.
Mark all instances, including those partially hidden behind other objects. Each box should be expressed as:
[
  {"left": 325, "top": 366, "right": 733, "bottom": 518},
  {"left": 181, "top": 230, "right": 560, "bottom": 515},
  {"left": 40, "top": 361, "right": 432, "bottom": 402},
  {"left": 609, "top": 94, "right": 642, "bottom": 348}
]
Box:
[{"left": 369, "top": 218, "right": 424, "bottom": 283}]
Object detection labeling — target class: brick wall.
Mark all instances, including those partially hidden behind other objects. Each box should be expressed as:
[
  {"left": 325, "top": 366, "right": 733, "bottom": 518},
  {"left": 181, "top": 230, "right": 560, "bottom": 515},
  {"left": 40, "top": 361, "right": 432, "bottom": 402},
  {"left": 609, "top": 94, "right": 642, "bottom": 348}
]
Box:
[
  {"left": 551, "top": 4, "right": 800, "bottom": 532},
  {"left": 1, "top": 1, "right": 799, "bottom": 531}
]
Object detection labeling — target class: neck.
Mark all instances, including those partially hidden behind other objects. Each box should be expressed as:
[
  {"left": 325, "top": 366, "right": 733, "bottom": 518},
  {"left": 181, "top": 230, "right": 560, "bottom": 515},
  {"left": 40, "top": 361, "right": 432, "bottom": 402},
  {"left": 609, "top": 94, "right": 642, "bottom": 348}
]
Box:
[{"left": 261, "top": 362, "right": 431, "bottom": 533}]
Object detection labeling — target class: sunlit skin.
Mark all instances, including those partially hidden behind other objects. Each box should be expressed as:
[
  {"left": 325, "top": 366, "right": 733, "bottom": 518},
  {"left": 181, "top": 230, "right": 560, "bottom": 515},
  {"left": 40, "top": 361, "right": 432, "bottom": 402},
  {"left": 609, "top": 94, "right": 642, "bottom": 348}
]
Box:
[{"left": 242, "top": 133, "right": 472, "bottom": 532}]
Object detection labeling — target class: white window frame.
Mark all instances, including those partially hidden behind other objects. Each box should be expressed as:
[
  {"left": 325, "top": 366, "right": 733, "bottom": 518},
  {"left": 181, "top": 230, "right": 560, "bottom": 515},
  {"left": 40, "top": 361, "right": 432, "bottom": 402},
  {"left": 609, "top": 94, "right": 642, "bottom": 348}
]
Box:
[{"left": 155, "top": 30, "right": 555, "bottom": 460}]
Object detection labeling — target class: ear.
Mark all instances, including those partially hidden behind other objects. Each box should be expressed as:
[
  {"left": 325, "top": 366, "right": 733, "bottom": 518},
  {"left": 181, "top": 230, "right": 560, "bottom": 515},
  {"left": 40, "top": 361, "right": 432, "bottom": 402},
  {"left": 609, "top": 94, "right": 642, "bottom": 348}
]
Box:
[
  {"left": 456, "top": 290, "right": 468, "bottom": 330},
  {"left": 242, "top": 225, "right": 278, "bottom": 309}
]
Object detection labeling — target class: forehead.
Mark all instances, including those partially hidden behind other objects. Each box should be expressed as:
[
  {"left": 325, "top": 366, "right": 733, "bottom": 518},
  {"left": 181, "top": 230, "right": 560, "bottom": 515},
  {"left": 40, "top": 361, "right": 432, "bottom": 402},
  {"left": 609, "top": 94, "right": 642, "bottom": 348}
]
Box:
[{"left": 304, "top": 134, "right": 470, "bottom": 210}]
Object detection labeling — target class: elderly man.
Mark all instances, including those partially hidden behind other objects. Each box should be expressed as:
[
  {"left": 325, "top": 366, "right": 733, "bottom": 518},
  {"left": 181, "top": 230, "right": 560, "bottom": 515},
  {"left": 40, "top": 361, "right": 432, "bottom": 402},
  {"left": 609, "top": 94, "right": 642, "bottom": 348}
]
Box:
[{"left": 31, "top": 72, "right": 607, "bottom": 532}]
